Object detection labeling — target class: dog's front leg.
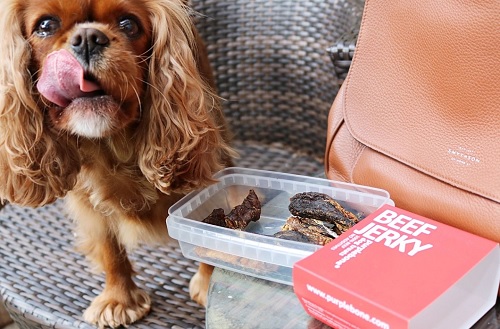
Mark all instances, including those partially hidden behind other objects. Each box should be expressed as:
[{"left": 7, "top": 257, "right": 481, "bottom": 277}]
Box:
[
  {"left": 80, "top": 230, "right": 151, "bottom": 328},
  {"left": 81, "top": 231, "right": 151, "bottom": 328},
  {"left": 68, "top": 195, "right": 151, "bottom": 328},
  {"left": 189, "top": 262, "right": 214, "bottom": 307}
]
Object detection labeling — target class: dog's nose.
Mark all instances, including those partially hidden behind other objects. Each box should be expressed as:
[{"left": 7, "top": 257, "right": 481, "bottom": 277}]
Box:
[{"left": 70, "top": 28, "right": 109, "bottom": 65}]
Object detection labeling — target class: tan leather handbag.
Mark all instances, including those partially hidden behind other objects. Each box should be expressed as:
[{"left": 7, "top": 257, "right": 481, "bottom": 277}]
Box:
[{"left": 325, "top": 0, "right": 500, "bottom": 242}]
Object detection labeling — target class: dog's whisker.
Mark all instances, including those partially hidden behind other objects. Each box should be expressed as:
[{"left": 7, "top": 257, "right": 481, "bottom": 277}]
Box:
[
  {"left": 137, "top": 78, "right": 170, "bottom": 105},
  {"left": 130, "top": 84, "right": 142, "bottom": 118}
]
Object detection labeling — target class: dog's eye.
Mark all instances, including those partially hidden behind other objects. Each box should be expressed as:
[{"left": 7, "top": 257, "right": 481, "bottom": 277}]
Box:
[
  {"left": 118, "top": 17, "right": 141, "bottom": 38},
  {"left": 35, "top": 17, "right": 61, "bottom": 37}
]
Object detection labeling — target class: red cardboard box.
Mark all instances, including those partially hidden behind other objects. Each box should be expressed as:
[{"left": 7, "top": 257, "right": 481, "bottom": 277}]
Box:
[{"left": 293, "top": 205, "right": 500, "bottom": 329}]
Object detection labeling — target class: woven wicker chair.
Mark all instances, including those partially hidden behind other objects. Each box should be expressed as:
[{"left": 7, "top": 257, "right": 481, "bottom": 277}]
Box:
[{"left": 0, "top": 1, "right": 363, "bottom": 328}]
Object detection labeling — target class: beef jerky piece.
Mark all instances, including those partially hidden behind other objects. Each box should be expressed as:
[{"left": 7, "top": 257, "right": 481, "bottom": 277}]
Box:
[
  {"left": 289, "top": 192, "right": 359, "bottom": 233},
  {"left": 281, "top": 216, "right": 336, "bottom": 246},
  {"left": 194, "top": 247, "right": 278, "bottom": 273},
  {"left": 273, "top": 230, "right": 312, "bottom": 243},
  {"left": 225, "top": 189, "right": 261, "bottom": 229},
  {"left": 202, "top": 190, "right": 261, "bottom": 230},
  {"left": 202, "top": 208, "right": 227, "bottom": 227}
]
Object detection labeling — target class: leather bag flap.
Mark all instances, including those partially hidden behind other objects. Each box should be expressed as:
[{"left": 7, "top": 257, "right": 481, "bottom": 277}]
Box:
[{"left": 344, "top": 0, "right": 500, "bottom": 203}]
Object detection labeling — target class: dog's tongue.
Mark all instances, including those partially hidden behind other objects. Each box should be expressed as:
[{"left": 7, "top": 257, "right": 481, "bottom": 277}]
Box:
[{"left": 37, "top": 49, "right": 101, "bottom": 107}]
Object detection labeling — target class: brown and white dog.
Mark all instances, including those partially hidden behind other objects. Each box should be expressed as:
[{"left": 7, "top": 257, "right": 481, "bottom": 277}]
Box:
[{"left": 0, "top": 0, "right": 235, "bottom": 327}]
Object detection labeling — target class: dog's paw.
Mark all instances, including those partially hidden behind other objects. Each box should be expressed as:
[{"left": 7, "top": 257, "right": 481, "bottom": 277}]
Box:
[
  {"left": 83, "top": 287, "right": 151, "bottom": 328},
  {"left": 189, "top": 270, "right": 209, "bottom": 307}
]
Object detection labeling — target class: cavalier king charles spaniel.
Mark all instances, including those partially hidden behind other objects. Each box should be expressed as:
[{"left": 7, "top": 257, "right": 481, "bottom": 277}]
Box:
[{"left": 0, "top": 0, "right": 235, "bottom": 327}]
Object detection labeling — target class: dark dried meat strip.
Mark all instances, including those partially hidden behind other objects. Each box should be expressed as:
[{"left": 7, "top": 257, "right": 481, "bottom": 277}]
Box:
[
  {"left": 202, "top": 189, "right": 261, "bottom": 230},
  {"left": 202, "top": 208, "right": 226, "bottom": 227},
  {"left": 289, "top": 192, "right": 359, "bottom": 233},
  {"left": 280, "top": 216, "right": 335, "bottom": 246},
  {"left": 225, "top": 189, "right": 261, "bottom": 229},
  {"left": 273, "top": 230, "right": 312, "bottom": 244}
]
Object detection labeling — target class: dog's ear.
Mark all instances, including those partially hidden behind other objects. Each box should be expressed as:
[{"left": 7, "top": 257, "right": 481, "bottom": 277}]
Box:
[
  {"left": 0, "top": 3, "right": 80, "bottom": 207},
  {"left": 137, "top": 1, "right": 234, "bottom": 194}
]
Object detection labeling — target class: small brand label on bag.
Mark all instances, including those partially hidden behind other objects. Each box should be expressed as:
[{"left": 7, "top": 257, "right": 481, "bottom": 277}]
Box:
[{"left": 447, "top": 145, "right": 481, "bottom": 167}]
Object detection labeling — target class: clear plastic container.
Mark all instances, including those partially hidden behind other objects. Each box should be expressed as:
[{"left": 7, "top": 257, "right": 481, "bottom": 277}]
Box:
[{"left": 167, "top": 167, "right": 394, "bottom": 285}]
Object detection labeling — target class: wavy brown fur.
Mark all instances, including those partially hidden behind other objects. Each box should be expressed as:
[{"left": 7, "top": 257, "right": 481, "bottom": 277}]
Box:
[
  {"left": 137, "top": 0, "right": 234, "bottom": 194},
  {"left": 0, "top": 1, "right": 81, "bottom": 206}
]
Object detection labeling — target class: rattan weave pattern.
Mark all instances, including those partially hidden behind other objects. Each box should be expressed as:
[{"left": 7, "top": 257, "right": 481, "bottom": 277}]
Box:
[
  {"left": 191, "top": 0, "right": 363, "bottom": 159},
  {"left": 0, "top": 205, "right": 204, "bottom": 329}
]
